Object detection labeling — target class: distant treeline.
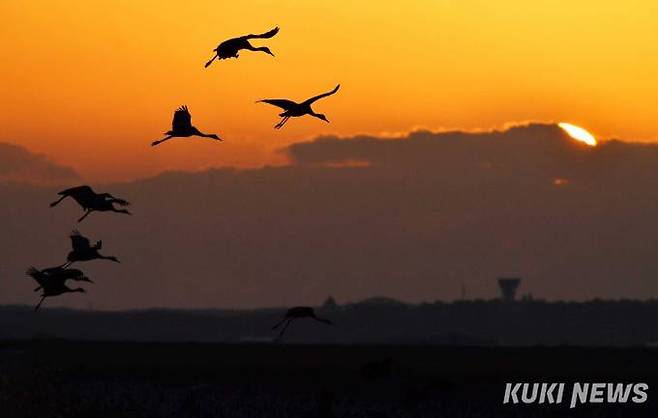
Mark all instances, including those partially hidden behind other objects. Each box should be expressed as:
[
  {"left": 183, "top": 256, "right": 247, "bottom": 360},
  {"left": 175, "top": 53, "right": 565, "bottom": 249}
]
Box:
[{"left": 1, "top": 298, "right": 657, "bottom": 345}]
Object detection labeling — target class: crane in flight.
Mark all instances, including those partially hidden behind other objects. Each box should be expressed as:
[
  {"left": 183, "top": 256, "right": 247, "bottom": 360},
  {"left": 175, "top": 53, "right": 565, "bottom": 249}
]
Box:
[
  {"left": 27, "top": 266, "right": 91, "bottom": 311},
  {"left": 271, "top": 306, "right": 333, "bottom": 341},
  {"left": 152, "top": 106, "right": 221, "bottom": 146},
  {"left": 62, "top": 230, "right": 119, "bottom": 268},
  {"left": 28, "top": 266, "right": 93, "bottom": 291},
  {"left": 49, "top": 185, "right": 131, "bottom": 223},
  {"left": 258, "top": 84, "right": 340, "bottom": 129},
  {"left": 205, "top": 27, "right": 279, "bottom": 67}
]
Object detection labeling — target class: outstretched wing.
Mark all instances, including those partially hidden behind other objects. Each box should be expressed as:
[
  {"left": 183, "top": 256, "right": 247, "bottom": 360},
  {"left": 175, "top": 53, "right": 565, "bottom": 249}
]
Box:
[
  {"left": 245, "top": 26, "right": 279, "bottom": 40},
  {"left": 172, "top": 106, "right": 192, "bottom": 131},
  {"left": 303, "top": 85, "right": 340, "bottom": 106},
  {"left": 58, "top": 185, "right": 94, "bottom": 197},
  {"left": 26, "top": 267, "right": 41, "bottom": 280},
  {"left": 70, "top": 230, "right": 91, "bottom": 251},
  {"left": 258, "top": 99, "right": 297, "bottom": 111},
  {"left": 26, "top": 267, "right": 50, "bottom": 287}
]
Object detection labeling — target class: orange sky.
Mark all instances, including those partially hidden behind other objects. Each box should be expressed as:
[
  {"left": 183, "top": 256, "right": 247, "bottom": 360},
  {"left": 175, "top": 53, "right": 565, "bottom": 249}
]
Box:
[{"left": 1, "top": 0, "right": 657, "bottom": 181}]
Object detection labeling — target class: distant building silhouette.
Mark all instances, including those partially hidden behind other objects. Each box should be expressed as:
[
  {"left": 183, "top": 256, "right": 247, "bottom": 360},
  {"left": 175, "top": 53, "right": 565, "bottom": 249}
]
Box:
[
  {"left": 497, "top": 277, "right": 521, "bottom": 302},
  {"left": 322, "top": 295, "right": 338, "bottom": 310}
]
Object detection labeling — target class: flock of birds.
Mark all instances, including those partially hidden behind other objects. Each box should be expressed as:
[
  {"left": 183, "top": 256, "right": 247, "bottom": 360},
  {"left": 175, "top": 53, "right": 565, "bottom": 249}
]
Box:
[
  {"left": 27, "top": 27, "right": 336, "bottom": 341},
  {"left": 152, "top": 26, "right": 340, "bottom": 146},
  {"left": 28, "top": 185, "right": 127, "bottom": 311}
]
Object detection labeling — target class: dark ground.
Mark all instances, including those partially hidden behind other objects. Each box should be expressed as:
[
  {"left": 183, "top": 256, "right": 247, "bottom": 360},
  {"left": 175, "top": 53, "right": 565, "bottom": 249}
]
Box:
[{"left": 1, "top": 340, "right": 657, "bottom": 417}]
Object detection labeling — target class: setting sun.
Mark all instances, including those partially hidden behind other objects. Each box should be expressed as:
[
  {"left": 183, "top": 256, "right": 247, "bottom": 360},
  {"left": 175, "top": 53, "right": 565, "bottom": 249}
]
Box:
[{"left": 558, "top": 123, "right": 597, "bottom": 146}]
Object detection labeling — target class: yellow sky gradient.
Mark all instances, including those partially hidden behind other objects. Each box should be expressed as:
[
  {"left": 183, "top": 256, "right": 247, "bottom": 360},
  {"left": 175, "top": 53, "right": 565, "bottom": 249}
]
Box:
[{"left": 1, "top": 0, "right": 657, "bottom": 181}]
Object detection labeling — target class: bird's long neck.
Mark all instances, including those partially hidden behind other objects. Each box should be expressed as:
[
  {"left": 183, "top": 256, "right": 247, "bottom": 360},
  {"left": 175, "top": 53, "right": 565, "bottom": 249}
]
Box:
[
  {"left": 245, "top": 45, "right": 273, "bottom": 56},
  {"left": 49, "top": 195, "right": 67, "bottom": 207},
  {"left": 310, "top": 111, "right": 327, "bottom": 122},
  {"left": 312, "top": 315, "right": 332, "bottom": 325},
  {"left": 195, "top": 130, "right": 216, "bottom": 138}
]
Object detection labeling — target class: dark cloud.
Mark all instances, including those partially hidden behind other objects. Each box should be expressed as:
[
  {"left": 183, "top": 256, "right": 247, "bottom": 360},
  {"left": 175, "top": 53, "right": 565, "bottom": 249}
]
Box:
[
  {"left": 0, "top": 142, "right": 80, "bottom": 185},
  {"left": 1, "top": 124, "right": 658, "bottom": 310},
  {"left": 287, "top": 123, "right": 653, "bottom": 177}
]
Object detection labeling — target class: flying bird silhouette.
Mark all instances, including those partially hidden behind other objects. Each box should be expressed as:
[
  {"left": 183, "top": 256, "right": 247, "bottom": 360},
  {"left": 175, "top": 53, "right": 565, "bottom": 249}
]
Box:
[
  {"left": 28, "top": 266, "right": 93, "bottom": 291},
  {"left": 258, "top": 84, "right": 340, "bottom": 129},
  {"left": 62, "top": 230, "right": 119, "bottom": 268},
  {"left": 205, "top": 26, "right": 279, "bottom": 67},
  {"left": 27, "top": 266, "right": 91, "bottom": 311},
  {"left": 271, "top": 306, "right": 333, "bottom": 341},
  {"left": 152, "top": 106, "right": 222, "bottom": 146},
  {"left": 50, "top": 185, "right": 131, "bottom": 223}
]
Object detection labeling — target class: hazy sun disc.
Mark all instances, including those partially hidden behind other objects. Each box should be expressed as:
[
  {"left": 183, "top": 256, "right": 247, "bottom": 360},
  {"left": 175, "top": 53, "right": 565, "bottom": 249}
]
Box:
[{"left": 558, "top": 123, "right": 597, "bottom": 146}]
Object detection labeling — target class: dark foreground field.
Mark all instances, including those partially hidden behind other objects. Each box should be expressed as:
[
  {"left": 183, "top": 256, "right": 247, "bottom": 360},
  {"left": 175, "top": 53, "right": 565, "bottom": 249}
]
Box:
[{"left": 1, "top": 341, "right": 657, "bottom": 417}]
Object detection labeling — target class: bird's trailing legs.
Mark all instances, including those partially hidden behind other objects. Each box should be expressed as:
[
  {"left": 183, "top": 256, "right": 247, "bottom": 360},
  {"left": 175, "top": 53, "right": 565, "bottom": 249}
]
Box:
[
  {"left": 275, "top": 117, "right": 290, "bottom": 129},
  {"left": 271, "top": 317, "right": 288, "bottom": 330},
  {"left": 275, "top": 318, "right": 295, "bottom": 341},
  {"left": 78, "top": 209, "right": 93, "bottom": 223},
  {"left": 151, "top": 136, "right": 173, "bottom": 147},
  {"left": 34, "top": 296, "right": 46, "bottom": 312},
  {"left": 205, "top": 52, "right": 218, "bottom": 68},
  {"left": 60, "top": 261, "right": 72, "bottom": 269}
]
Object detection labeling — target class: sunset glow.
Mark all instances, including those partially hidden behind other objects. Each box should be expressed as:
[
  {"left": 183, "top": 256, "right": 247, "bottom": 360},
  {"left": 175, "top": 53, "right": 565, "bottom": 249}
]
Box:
[
  {"left": 558, "top": 123, "right": 597, "bottom": 146},
  {"left": 1, "top": 1, "right": 656, "bottom": 181}
]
